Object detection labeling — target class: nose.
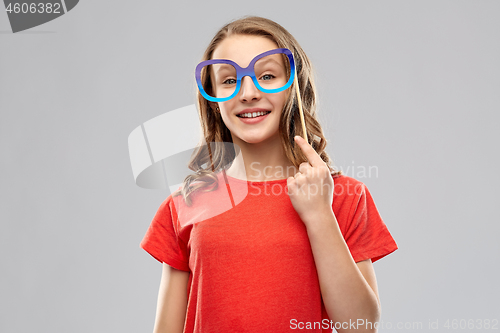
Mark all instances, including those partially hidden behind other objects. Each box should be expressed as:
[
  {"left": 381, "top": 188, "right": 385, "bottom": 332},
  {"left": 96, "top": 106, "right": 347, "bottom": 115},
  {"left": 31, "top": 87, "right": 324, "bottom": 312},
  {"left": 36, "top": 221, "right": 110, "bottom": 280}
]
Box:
[{"left": 239, "top": 76, "right": 261, "bottom": 102}]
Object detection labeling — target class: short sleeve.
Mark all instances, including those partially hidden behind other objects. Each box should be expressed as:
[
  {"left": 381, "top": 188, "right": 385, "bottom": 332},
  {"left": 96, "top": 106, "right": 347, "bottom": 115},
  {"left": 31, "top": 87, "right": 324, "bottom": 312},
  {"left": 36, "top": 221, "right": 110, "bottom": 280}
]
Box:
[
  {"left": 344, "top": 183, "right": 398, "bottom": 263},
  {"left": 140, "top": 196, "right": 190, "bottom": 272}
]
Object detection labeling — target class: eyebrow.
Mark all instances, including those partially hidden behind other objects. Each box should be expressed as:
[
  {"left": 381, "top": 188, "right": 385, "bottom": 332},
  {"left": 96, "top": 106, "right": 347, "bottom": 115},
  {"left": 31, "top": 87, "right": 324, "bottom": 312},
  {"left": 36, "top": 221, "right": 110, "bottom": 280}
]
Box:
[
  {"left": 254, "top": 57, "right": 282, "bottom": 67},
  {"left": 214, "top": 64, "right": 235, "bottom": 76},
  {"left": 214, "top": 56, "right": 283, "bottom": 72},
  {"left": 211, "top": 54, "right": 284, "bottom": 78}
]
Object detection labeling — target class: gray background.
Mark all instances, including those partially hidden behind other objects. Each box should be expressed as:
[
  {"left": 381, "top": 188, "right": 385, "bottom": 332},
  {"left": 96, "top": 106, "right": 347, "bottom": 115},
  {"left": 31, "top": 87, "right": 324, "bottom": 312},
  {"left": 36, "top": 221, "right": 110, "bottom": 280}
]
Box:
[{"left": 1, "top": 1, "right": 499, "bottom": 332}]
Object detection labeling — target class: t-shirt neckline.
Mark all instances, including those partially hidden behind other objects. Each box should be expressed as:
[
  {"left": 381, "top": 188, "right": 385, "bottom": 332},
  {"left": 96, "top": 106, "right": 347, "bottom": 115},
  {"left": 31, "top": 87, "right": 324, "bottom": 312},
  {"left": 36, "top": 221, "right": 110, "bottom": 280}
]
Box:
[{"left": 221, "top": 170, "right": 288, "bottom": 185}]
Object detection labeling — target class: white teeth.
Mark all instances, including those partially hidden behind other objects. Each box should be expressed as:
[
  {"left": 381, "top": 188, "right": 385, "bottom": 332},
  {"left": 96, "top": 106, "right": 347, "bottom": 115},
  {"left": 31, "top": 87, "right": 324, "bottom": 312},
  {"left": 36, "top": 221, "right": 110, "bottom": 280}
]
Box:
[{"left": 238, "top": 111, "right": 270, "bottom": 118}]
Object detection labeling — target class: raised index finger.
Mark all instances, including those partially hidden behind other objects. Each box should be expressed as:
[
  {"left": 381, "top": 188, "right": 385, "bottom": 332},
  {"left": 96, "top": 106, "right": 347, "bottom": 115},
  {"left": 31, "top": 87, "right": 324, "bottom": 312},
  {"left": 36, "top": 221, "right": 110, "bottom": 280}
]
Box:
[{"left": 294, "top": 135, "right": 324, "bottom": 167}]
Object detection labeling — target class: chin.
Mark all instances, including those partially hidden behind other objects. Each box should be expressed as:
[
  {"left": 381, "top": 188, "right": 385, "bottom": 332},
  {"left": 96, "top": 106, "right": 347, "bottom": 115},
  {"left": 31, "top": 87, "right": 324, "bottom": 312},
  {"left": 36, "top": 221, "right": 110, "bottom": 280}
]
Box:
[
  {"left": 242, "top": 133, "right": 279, "bottom": 145},
  {"left": 247, "top": 139, "right": 267, "bottom": 144},
  {"left": 240, "top": 137, "right": 265, "bottom": 144}
]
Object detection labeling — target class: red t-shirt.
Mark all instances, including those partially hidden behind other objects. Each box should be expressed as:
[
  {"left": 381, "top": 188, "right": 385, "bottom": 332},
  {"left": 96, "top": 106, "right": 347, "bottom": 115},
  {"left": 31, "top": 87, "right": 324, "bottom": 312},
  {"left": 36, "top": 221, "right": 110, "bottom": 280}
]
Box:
[{"left": 140, "top": 171, "right": 398, "bottom": 332}]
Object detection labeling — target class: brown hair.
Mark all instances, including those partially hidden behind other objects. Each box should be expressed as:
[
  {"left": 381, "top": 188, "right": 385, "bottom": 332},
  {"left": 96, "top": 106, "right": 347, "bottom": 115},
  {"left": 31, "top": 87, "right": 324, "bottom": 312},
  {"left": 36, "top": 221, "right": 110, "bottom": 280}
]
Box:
[{"left": 172, "top": 15, "right": 342, "bottom": 206}]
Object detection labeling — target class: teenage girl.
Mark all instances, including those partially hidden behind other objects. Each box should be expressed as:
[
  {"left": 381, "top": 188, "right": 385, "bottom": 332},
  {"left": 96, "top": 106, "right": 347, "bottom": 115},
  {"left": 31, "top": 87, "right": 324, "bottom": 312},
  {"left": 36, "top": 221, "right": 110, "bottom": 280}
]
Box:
[{"left": 141, "top": 16, "right": 398, "bottom": 333}]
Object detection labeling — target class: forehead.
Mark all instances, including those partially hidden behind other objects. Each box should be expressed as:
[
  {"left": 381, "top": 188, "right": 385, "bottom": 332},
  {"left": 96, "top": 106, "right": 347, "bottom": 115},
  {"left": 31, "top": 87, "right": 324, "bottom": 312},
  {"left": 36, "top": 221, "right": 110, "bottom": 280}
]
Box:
[{"left": 212, "top": 35, "right": 280, "bottom": 68}]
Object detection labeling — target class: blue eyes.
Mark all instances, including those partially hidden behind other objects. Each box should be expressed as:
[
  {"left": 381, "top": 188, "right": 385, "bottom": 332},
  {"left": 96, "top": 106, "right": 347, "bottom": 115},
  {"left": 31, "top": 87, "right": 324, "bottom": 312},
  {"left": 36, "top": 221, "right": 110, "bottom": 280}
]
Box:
[{"left": 262, "top": 74, "right": 275, "bottom": 80}]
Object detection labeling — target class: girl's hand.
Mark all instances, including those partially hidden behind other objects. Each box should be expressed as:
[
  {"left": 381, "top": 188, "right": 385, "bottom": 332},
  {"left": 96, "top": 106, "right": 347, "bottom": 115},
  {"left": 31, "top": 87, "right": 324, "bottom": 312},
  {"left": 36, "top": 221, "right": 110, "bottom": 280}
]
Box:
[{"left": 287, "top": 136, "right": 335, "bottom": 229}]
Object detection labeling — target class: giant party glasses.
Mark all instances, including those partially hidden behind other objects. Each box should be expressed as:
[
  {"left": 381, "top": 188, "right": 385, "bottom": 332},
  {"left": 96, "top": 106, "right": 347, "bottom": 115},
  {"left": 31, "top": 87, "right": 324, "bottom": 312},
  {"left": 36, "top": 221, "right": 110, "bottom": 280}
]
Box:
[{"left": 195, "top": 48, "right": 295, "bottom": 102}]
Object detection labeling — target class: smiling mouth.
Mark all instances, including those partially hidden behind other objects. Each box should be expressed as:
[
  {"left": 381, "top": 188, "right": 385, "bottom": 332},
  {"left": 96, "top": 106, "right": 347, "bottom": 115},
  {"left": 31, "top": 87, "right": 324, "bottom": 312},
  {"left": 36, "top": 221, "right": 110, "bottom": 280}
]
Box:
[{"left": 237, "top": 111, "right": 271, "bottom": 118}]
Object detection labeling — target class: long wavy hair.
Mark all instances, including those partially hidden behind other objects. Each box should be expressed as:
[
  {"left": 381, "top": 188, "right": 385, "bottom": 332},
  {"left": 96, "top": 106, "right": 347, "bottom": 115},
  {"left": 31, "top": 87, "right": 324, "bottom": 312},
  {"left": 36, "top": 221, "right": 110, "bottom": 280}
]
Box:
[{"left": 172, "top": 15, "right": 342, "bottom": 206}]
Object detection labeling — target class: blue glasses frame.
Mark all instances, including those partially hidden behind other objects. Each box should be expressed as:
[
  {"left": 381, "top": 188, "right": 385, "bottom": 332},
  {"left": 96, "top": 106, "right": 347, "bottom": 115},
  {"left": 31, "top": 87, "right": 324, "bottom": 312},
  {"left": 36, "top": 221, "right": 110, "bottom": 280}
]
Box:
[{"left": 195, "top": 48, "right": 295, "bottom": 102}]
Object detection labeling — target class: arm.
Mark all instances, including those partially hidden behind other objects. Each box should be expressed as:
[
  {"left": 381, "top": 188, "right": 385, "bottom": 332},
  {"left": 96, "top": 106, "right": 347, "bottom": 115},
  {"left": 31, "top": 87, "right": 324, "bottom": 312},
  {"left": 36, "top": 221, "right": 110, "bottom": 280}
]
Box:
[
  {"left": 288, "top": 136, "right": 385, "bottom": 332},
  {"left": 153, "top": 263, "right": 190, "bottom": 333},
  {"left": 305, "top": 210, "right": 381, "bottom": 333}
]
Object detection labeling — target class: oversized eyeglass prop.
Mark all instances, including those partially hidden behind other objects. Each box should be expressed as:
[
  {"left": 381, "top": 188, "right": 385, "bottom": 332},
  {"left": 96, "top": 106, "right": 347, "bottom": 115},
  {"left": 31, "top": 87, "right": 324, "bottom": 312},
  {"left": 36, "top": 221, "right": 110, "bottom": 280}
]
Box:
[{"left": 195, "top": 48, "right": 308, "bottom": 143}]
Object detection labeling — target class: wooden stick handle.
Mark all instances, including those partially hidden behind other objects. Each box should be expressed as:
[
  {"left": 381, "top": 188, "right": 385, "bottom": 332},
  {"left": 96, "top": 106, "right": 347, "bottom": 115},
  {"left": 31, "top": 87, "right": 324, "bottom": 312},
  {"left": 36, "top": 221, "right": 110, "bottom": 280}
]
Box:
[{"left": 293, "top": 71, "right": 308, "bottom": 143}]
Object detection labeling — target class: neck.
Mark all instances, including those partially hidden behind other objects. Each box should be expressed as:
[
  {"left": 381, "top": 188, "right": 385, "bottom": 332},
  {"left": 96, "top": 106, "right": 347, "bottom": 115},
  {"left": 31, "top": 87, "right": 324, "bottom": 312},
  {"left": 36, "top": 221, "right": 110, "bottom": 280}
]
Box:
[{"left": 225, "top": 134, "right": 298, "bottom": 181}]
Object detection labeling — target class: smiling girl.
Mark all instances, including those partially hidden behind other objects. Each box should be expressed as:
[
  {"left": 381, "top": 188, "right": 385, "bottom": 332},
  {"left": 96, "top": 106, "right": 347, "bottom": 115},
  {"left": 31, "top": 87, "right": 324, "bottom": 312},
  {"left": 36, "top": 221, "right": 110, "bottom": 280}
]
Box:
[{"left": 140, "top": 16, "right": 398, "bottom": 333}]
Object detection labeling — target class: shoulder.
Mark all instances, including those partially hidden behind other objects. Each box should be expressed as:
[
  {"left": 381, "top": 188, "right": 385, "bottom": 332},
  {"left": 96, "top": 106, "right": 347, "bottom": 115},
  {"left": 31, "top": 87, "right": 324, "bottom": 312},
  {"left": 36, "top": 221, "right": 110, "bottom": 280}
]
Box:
[
  {"left": 155, "top": 193, "right": 180, "bottom": 219},
  {"left": 162, "top": 193, "right": 175, "bottom": 207},
  {"left": 331, "top": 173, "right": 366, "bottom": 199}
]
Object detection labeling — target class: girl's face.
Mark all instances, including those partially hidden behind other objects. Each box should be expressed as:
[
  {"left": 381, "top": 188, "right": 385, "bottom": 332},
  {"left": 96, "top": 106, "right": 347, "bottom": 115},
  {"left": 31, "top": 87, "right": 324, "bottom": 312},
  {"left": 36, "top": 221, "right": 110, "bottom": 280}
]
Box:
[{"left": 211, "top": 34, "right": 289, "bottom": 145}]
